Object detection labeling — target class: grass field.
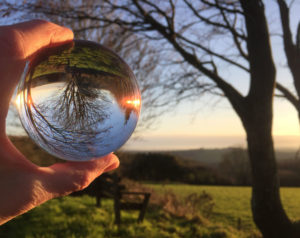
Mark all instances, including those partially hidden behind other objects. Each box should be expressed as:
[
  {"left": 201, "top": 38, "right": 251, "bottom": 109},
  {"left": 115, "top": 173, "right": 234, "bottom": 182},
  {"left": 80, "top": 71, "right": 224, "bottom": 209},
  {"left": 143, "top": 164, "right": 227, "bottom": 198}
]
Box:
[
  {"left": 0, "top": 195, "right": 250, "bottom": 238},
  {"left": 147, "top": 184, "right": 300, "bottom": 231},
  {"left": 2, "top": 184, "right": 300, "bottom": 237}
]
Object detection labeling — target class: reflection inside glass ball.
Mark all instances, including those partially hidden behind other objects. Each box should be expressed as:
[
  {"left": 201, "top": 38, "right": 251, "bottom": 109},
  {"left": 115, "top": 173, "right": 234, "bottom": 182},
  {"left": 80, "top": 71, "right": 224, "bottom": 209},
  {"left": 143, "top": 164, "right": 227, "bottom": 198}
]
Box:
[{"left": 16, "top": 40, "right": 141, "bottom": 161}]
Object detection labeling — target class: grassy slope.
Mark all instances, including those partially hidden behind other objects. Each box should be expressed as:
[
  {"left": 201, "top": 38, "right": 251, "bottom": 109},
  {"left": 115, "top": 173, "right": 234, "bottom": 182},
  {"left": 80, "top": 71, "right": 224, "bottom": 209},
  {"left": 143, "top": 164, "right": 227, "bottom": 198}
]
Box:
[
  {"left": 148, "top": 184, "right": 300, "bottom": 231},
  {"left": 0, "top": 195, "right": 252, "bottom": 238},
  {"left": 6, "top": 183, "right": 296, "bottom": 237}
]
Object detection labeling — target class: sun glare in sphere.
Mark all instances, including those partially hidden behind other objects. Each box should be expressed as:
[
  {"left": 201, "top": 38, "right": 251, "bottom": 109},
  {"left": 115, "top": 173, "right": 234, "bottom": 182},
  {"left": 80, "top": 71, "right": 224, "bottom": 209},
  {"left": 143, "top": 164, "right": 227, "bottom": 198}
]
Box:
[
  {"left": 27, "top": 96, "right": 32, "bottom": 108},
  {"left": 126, "top": 99, "right": 141, "bottom": 107},
  {"left": 14, "top": 94, "right": 21, "bottom": 109}
]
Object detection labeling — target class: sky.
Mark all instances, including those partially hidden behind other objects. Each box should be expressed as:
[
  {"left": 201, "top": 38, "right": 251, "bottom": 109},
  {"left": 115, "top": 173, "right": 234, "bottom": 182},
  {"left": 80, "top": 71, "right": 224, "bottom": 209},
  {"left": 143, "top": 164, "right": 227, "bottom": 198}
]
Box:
[
  {"left": 123, "top": 0, "right": 300, "bottom": 151},
  {"left": 124, "top": 94, "right": 300, "bottom": 151},
  {"left": 5, "top": 1, "right": 300, "bottom": 152}
]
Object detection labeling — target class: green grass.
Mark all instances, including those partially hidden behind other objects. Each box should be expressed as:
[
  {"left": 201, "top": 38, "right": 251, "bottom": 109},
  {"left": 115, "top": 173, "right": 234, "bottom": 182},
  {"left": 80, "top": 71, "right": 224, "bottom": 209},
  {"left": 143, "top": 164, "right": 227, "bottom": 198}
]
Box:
[
  {"left": 0, "top": 194, "right": 249, "bottom": 238},
  {"left": 3, "top": 184, "right": 299, "bottom": 238},
  {"left": 147, "top": 184, "right": 300, "bottom": 231}
]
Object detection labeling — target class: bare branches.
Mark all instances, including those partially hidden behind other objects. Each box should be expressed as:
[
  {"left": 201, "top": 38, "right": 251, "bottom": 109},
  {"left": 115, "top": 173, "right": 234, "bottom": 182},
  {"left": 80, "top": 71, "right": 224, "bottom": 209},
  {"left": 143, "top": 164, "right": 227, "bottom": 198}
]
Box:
[
  {"left": 276, "top": 82, "right": 300, "bottom": 111},
  {"left": 277, "top": 0, "right": 297, "bottom": 68},
  {"left": 175, "top": 34, "right": 249, "bottom": 72},
  {"left": 5, "top": 0, "right": 295, "bottom": 124},
  {"left": 277, "top": 0, "right": 295, "bottom": 54},
  {"left": 0, "top": 0, "right": 179, "bottom": 131},
  {"left": 183, "top": 0, "right": 245, "bottom": 39},
  {"left": 126, "top": 0, "right": 246, "bottom": 116},
  {"left": 200, "top": 0, "right": 244, "bottom": 15},
  {"left": 277, "top": 0, "right": 300, "bottom": 117},
  {"left": 218, "top": 4, "right": 248, "bottom": 60}
]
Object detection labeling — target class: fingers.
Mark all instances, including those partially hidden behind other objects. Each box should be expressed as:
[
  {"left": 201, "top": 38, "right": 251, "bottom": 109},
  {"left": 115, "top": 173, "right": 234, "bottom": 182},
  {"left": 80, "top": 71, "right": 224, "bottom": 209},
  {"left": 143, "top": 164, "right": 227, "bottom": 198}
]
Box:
[
  {"left": 12, "top": 19, "right": 74, "bottom": 59},
  {"left": 0, "top": 19, "right": 73, "bottom": 60},
  {"left": 0, "top": 20, "right": 74, "bottom": 129},
  {"left": 39, "top": 154, "right": 120, "bottom": 197}
]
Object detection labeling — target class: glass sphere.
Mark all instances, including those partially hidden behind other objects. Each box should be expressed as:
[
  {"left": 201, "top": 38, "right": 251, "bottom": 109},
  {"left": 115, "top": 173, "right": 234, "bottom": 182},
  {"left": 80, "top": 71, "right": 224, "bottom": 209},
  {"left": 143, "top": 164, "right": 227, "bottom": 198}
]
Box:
[{"left": 16, "top": 40, "right": 141, "bottom": 161}]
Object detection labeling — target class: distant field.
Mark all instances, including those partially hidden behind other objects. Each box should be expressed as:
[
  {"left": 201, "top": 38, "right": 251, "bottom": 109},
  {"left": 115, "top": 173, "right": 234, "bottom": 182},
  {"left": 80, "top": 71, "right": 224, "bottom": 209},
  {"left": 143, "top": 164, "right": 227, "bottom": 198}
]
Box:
[{"left": 147, "top": 184, "right": 300, "bottom": 231}]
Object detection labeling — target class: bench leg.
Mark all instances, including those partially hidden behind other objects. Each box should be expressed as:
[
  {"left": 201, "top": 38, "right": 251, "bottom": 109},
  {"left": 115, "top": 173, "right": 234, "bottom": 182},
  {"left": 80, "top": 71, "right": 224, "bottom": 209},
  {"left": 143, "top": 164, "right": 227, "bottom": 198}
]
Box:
[
  {"left": 138, "top": 194, "right": 150, "bottom": 223},
  {"left": 96, "top": 196, "right": 101, "bottom": 207},
  {"left": 114, "top": 197, "right": 121, "bottom": 225}
]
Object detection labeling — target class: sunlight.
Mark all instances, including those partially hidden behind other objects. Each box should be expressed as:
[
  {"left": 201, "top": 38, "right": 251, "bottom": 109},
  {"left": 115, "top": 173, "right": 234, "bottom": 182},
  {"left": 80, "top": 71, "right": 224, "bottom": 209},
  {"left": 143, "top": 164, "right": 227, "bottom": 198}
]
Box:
[
  {"left": 126, "top": 99, "right": 141, "bottom": 107},
  {"left": 27, "top": 95, "right": 32, "bottom": 108},
  {"left": 14, "top": 93, "right": 22, "bottom": 109}
]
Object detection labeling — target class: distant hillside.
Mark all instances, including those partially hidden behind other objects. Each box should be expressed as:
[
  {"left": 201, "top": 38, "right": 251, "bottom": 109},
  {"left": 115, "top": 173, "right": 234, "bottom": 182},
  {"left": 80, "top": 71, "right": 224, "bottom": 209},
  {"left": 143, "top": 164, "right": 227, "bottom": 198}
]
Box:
[
  {"left": 276, "top": 149, "right": 300, "bottom": 160},
  {"left": 166, "top": 148, "right": 232, "bottom": 167},
  {"left": 162, "top": 147, "right": 299, "bottom": 167},
  {"left": 8, "top": 135, "right": 300, "bottom": 186},
  {"left": 9, "top": 135, "right": 298, "bottom": 168}
]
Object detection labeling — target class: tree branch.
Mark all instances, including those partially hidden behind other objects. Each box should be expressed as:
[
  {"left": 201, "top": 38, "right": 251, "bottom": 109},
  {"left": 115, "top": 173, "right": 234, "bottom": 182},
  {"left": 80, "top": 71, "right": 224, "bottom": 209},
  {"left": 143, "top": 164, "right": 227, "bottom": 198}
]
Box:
[
  {"left": 277, "top": 0, "right": 297, "bottom": 68},
  {"left": 277, "top": 0, "right": 300, "bottom": 99},
  {"left": 219, "top": 5, "right": 248, "bottom": 60},
  {"left": 132, "top": 0, "right": 245, "bottom": 116},
  {"left": 276, "top": 82, "right": 300, "bottom": 111},
  {"left": 241, "top": 0, "right": 275, "bottom": 104},
  {"left": 176, "top": 34, "right": 249, "bottom": 72},
  {"left": 183, "top": 0, "right": 245, "bottom": 39}
]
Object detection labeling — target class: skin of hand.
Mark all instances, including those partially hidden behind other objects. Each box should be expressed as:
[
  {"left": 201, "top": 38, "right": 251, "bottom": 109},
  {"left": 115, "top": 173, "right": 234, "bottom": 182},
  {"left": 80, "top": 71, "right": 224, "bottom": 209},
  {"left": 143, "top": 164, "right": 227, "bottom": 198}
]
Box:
[{"left": 0, "top": 20, "right": 119, "bottom": 225}]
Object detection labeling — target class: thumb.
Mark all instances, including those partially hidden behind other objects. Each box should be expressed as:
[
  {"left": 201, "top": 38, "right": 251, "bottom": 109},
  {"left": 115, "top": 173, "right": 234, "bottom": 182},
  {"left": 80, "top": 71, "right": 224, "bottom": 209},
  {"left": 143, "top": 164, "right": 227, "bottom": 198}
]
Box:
[{"left": 39, "top": 154, "right": 119, "bottom": 197}]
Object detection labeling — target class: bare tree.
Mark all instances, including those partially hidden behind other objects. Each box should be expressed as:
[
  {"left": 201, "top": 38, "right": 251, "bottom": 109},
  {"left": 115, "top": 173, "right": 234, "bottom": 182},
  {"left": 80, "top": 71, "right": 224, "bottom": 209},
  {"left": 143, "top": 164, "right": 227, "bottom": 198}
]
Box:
[
  {"left": 2, "top": 0, "right": 300, "bottom": 237},
  {"left": 78, "top": 2, "right": 297, "bottom": 236}
]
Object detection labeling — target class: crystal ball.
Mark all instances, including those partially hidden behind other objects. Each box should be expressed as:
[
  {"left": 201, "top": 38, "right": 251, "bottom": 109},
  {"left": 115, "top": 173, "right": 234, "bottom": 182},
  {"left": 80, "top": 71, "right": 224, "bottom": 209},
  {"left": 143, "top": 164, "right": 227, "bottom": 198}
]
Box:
[{"left": 16, "top": 40, "right": 141, "bottom": 161}]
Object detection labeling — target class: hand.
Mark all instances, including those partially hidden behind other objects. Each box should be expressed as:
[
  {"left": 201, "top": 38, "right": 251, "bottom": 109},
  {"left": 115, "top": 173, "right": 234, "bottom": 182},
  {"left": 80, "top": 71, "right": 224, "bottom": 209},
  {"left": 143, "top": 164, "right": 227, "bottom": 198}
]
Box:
[{"left": 0, "top": 20, "right": 119, "bottom": 225}]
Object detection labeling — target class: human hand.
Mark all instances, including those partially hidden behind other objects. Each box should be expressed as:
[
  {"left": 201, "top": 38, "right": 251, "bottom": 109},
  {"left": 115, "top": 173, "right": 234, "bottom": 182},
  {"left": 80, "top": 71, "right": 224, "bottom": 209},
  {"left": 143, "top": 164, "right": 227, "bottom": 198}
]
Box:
[{"left": 0, "top": 20, "right": 119, "bottom": 225}]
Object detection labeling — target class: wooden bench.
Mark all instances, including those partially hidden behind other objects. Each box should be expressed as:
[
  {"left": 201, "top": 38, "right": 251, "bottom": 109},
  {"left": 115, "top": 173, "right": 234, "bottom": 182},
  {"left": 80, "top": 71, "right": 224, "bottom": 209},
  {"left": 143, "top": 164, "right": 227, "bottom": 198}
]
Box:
[
  {"left": 92, "top": 173, "right": 151, "bottom": 225},
  {"left": 114, "top": 191, "right": 151, "bottom": 225}
]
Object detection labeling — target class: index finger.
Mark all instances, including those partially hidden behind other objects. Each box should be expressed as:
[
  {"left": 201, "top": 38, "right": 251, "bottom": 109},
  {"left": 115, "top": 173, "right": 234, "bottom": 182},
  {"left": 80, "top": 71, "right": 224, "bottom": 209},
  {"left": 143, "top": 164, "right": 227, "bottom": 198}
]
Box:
[{"left": 2, "top": 19, "right": 74, "bottom": 59}]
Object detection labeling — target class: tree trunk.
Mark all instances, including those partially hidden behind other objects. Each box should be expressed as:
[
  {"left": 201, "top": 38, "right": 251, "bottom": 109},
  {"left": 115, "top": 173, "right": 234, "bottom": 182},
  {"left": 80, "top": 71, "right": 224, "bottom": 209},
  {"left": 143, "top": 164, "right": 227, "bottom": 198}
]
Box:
[
  {"left": 244, "top": 111, "right": 293, "bottom": 237},
  {"left": 238, "top": 1, "right": 295, "bottom": 236}
]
